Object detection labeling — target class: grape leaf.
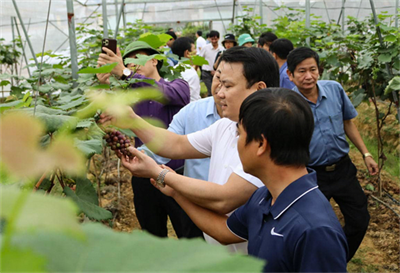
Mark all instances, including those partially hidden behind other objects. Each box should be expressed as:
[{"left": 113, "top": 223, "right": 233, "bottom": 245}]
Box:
[
  {"left": 63, "top": 187, "right": 112, "bottom": 220},
  {"left": 78, "top": 63, "right": 118, "bottom": 74},
  {"left": 0, "top": 247, "right": 47, "bottom": 272},
  {"left": 74, "top": 176, "right": 99, "bottom": 205},
  {"left": 75, "top": 139, "right": 103, "bottom": 158},
  {"left": 11, "top": 223, "right": 264, "bottom": 272}
]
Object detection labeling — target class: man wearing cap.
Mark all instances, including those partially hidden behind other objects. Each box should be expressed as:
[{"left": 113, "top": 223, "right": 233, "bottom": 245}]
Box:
[
  {"left": 238, "top": 33, "right": 255, "bottom": 48},
  {"left": 213, "top": 34, "right": 237, "bottom": 70},
  {"left": 97, "top": 41, "right": 198, "bottom": 239},
  {"left": 198, "top": 30, "right": 224, "bottom": 96}
]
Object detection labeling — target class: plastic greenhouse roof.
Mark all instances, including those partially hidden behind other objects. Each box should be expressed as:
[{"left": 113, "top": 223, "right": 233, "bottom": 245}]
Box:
[{"left": 0, "top": 0, "right": 398, "bottom": 58}]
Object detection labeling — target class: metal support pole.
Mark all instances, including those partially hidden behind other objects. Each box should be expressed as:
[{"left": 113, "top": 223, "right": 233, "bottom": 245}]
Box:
[
  {"left": 141, "top": 3, "right": 147, "bottom": 21},
  {"left": 232, "top": 0, "right": 236, "bottom": 24},
  {"left": 341, "top": 0, "right": 346, "bottom": 33},
  {"left": 305, "top": 0, "right": 310, "bottom": 46},
  {"left": 66, "top": 0, "right": 79, "bottom": 85},
  {"left": 122, "top": 5, "right": 126, "bottom": 29},
  {"left": 396, "top": 0, "right": 399, "bottom": 28},
  {"left": 115, "top": 0, "right": 119, "bottom": 26},
  {"left": 13, "top": 17, "right": 31, "bottom": 77},
  {"left": 323, "top": 0, "right": 331, "bottom": 22},
  {"left": 11, "top": 0, "right": 39, "bottom": 69},
  {"left": 114, "top": 0, "right": 125, "bottom": 38},
  {"left": 11, "top": 17, "right": 15, "bottom": 83},
  {"left": 102, "top": 0, "right": 109, "bottom": 38},
  {"left": 356, "top": 0, "right": 363, "bottom": 19},
  {"left": 259, "top": 0, "right": 263, "bottom": 25},
  {"left": 214, "top": 0, "right": 226, "bottom": 33},
  {"left": 369, "top": 0, "right": 399, "bottom": 122}
]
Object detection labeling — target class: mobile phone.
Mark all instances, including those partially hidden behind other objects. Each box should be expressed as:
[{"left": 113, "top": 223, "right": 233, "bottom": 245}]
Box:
[{"left": 101, "top": 38, "right": 117, "bottom": 54}]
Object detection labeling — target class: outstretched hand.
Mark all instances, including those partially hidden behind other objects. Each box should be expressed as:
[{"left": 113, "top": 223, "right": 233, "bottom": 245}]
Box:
[
  {"left": 120, "top": 146, "right": 163, "bottom": 179},
  {"left": 97, "top": 47, "right": 125, "bottom": 77},
  {"left": 97, "top": 106, "right": 137, "bottom": 129}
]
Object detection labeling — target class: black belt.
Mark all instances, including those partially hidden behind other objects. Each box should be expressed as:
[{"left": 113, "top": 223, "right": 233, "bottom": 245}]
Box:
[{"left": 310, "top": 154, "right": 349, "bottom": 172}]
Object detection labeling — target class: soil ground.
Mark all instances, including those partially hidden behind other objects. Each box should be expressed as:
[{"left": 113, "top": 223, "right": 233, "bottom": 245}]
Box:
[{"left": 98, "top": 148, "right": 399, "bottom": 273}]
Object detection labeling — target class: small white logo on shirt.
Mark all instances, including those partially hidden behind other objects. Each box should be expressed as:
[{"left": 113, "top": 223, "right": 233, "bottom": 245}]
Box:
[{"left": 271, "top": 227, "right": 284, "bottom": 237}]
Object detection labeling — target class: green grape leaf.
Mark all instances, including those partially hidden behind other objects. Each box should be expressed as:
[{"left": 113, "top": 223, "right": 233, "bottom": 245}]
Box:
[
  {"left": 358, "top": 54, "right": 374, "bottom": 69},
  {"left": 75, "top": 139, "right": 103, "bottom": 158},
  {"left": 138, "top": 33, "right": 171, "bottom": 49},
  {"left": 74, "top": 176, "right": 99, "bottom": 205},
  {"left": 383, "top": 34, "right": 397, "bottom": 42},
  {"left": 378, "top": 53, "right": 392, "bottom": 63},
  {"left": 384, "top": 76, "right": 400, "bottom": 95},
  {"left": 11, "top": 222, "right": 264, "bottom": 272},
  {"left": 56, "top": 96, "right": 86, "bottom": 111},
  {"left": 78, "top": 63, "right": 118, "bottom": 74},
  {"left": 182, "top": 55, "right": 209, "bottom": 66},
  {"left": 118, "top": 128, "right": 136, "bottom": 138},
  {"left": 0, "top": 186, "right": 82, "bottom": 236},
  {"left": 0, "top": 247, "right": 47, "bottom": 272},
  {"left": 0, "top": 80, "right": 10, "bottom": 86},
  {"left": 351, "top": 92, "right": 366, "bottom": 107},
  {"left": 63, "top": 187, "right": 112, "bottom": 220},
  {"left": 76, "top": 118, "right": 94, "bottom": 128}
]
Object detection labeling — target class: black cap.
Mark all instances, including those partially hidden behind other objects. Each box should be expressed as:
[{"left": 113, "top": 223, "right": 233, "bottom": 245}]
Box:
[{"left": 222, "top": 34, "right": 237, "bottom": 47}]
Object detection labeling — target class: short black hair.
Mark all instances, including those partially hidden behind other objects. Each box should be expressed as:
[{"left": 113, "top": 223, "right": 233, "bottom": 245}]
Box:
[
  {"left": 165, "top": 31, "right": 177, "bottom": 40},
  {"left": 171, "top": 37, "right": 194, "bottom": 59},
  {"left": 258, "top": 32, "right": 278, "bottom": 47},
  {"left": 269, "top": 38, "right": 294, "bottom": 60},
  {"left": 287, "top": 47, "right": 320, "bottom": 74},
  {"left": 209, "top": 30, "right": 220, "bottom": 38},
  {"left": 239, "top": 88, "right": 314, "bottom": 167},
  {"left": 220, "top": 46, "right": 279, "bottom": 89},
  {"left": 196, "top": 30, "right": 203, "bottom": 36}
]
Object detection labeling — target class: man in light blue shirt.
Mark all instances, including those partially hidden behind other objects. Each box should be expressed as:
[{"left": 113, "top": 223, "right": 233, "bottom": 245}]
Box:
[
  {"left": 142, "top": 95, "right": 221, "bottom": 180},
  {"left": 287, "top": 47, "right": 378, "bottom": 262},
  {"left": 269, "top": 38, "right": 296, "bottom": 89}
]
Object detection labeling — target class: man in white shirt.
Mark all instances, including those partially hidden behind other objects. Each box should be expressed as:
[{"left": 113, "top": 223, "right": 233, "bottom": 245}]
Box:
[
  {"left": 100, "top": 47, "right": 279, "bottom": 253},
  {"left": 195, "top": 30, "right": 206, "bottom": 53},
  {"left": 198, "top": 30, "right": 224, "bottom": 96},
  {"left": 171, "top": 37, "right": 201, "bottom": 101}
]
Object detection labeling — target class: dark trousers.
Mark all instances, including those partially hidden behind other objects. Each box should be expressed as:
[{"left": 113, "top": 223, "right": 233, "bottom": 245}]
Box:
[
  {"left": 201, "top": 70, "right": 213, "bottom": 97},
  {"left": 131, "top": 174, "right": 204, "bottom": 239},
  {"left": 312, "top": 155, "right": 370, "bottom": 261}
]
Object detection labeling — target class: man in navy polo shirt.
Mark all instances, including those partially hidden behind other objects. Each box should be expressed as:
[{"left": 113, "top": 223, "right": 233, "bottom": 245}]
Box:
[
  {"left": 125, "top": 88, "right": 348, "bottom": 272},
  {"left": 287, "top": 47, "right": 378, "bottom": 261}
]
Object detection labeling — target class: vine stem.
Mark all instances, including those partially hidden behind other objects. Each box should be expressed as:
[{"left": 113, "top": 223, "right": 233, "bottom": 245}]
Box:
[
  {"left": 370, "top": 194, "right": 400, "bottom": 218},
  {"left": 2, "top": 190, "right": 29, "bottom": 250},
  {"left": 56, "top": 169, "right": 65, "bottom": 189},
  {"left": 33, "top": 171, "right": 48, "bottom": 192}
]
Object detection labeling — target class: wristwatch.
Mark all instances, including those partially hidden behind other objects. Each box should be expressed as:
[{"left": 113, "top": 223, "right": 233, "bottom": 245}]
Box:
[
  {"left": 156, "top": 169, "right": 170, "bottom": 188},
  {"left": 120, "top": 68, "right": 132, "bottom": 80},
  {"left": 363, "top": 152, "right": 373, "bottom": 159}
]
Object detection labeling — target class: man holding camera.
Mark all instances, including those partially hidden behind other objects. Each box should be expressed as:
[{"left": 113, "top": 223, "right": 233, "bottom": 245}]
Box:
[{"left": 97, "top": 41, "right": 201, "bottom": 239}]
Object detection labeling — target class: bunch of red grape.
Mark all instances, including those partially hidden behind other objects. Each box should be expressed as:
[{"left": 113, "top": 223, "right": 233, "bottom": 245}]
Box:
[{"left": 103, "top": 129, "right": 133, "bottom": 158}]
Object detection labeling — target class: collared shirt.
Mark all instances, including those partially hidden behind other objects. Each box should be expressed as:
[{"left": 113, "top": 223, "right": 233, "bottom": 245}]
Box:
[
  {"left": 180, "top": 65, "right": 201, "bottom": 101},
  {"left": 293, "top": 80, "right": 358, "bottom": 166},
  {"left": 196, "top": 36, "right": 207, "bottom": 53},
  {"left": 279, "top": 62, "right": 295, "bottom": 90},
  {"left": 227, "top": 170, "right": 348, "bottom": 272},
  {"left": 129, "top": 73, "right": 190, "bottom": 169},
  {"left": 199, "top": 43, "right": 224, "bottom": 71},
  {"left": 187, "top": 118, "right": 264, "bottom": 253},
  {"left": 140, "top": 96, "right": 220, "bottom": 180}
]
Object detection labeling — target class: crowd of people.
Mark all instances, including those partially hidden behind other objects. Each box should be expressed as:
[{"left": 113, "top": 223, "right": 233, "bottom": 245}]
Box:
[{"left": 97, "top": 28, "right": 378, "bottom": 272}]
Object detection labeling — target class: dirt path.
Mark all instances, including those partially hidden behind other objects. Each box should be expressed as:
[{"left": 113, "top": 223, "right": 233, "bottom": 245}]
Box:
[{"left": 99, "top": 151, "right": 399, "bottom": 272}]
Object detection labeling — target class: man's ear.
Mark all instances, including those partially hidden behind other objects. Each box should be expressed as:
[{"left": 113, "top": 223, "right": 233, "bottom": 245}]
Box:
[
  {"left": 256, "top": 81, "right": 267, "bottom": 90},
  {"left": 257, "top": 134, "right": 268, "bottom": 156},
  {"left": 287, "top": 69, "right": 294, "bottom": 81},
  {"left": 151, "top": 58, "right": 158, "bottom": 67}
]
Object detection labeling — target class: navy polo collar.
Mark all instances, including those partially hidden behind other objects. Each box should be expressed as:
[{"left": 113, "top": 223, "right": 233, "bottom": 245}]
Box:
[{"left": 260, "top": 169, "right": 319, "bottom": 219}]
